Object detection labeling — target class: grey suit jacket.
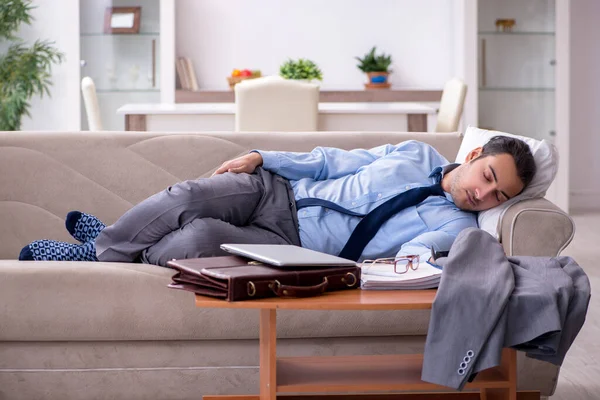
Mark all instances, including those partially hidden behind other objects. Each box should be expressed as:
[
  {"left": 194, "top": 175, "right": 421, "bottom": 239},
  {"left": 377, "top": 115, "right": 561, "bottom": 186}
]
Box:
[{"left": 421, "top": 227, "right": 591, "bottom": 390}]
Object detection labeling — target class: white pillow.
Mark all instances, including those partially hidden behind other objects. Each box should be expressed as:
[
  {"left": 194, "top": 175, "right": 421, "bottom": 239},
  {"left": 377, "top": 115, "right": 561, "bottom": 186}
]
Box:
[{"left": 455, "top": 126, "right": 558, "bottom": 238}]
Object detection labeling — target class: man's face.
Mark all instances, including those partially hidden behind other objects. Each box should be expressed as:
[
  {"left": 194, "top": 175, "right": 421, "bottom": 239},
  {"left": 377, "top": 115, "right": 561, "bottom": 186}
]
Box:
[{"left": 447, "top": 149, "right": 525, "bottom": 212}]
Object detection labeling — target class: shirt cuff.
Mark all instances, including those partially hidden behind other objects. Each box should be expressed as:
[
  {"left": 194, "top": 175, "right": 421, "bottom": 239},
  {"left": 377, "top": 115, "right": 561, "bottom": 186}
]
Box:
[{"left": 250, "top": 150, "right": 281, "bottom": 172}]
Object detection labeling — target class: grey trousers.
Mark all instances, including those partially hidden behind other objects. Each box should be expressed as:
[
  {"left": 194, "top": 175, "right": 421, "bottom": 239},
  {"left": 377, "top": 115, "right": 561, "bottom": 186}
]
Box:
[{"left": 95, "top": 168, "right": 301, "bottom": 266}]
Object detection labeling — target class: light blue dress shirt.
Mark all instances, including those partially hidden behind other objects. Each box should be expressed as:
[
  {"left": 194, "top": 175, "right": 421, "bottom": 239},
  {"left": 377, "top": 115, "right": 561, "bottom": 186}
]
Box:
[{"left": 254, "top": 140, "right": 478, "bottom": 262}]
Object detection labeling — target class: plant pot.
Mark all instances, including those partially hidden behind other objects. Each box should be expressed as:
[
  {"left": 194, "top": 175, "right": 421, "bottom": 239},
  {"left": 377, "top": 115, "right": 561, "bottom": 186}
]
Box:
[
  {"left": 287, "top": 78, "right": 321, "bottom": 86},
  {"left": 365, "top": 72, "right": 391, "bottom": 89}
]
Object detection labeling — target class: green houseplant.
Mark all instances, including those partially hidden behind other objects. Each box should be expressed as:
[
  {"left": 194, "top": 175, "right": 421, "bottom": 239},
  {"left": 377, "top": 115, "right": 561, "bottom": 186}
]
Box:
[
  {"left": 0, "top": 0, "right": 64, "bottom": 130},
  {"left": 355, "top": 46, "right": 393, "bottom": 89},
  {"left": 279, "top": 58, "right": 323, "bottom": 82}
]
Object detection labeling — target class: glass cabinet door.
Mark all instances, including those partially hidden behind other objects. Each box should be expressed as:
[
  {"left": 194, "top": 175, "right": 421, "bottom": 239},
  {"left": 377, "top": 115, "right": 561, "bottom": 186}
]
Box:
[
  {"left": 478, "top": 0, "right": 556, "bottom": 143},
  {"left": 80, "top": 0, "right": 161, "bottom": 130}
]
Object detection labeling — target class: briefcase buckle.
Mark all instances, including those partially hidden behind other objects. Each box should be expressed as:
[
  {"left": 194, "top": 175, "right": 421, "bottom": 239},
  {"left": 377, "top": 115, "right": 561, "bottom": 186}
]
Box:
[
  {"left": 268, "top": 280, "right": 281, "bottom": 292},
  {"left": 247, "top": 281, "right": 257, "bottom": 297},
  {"left": 341, "top": 272, "right": 357, "bottom": 287}
]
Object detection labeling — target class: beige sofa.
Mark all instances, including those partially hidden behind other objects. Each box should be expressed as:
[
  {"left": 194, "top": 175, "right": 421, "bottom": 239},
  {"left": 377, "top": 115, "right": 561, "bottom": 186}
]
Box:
[{"left": 0, "top": 131, "right": 574, "bottom": 400}]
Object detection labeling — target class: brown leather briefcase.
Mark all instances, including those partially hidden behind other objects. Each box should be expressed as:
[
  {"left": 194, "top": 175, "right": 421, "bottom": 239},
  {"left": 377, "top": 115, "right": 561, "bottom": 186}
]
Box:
[{"left": 167, "top": 256, "right": 360, "bottom": 301}]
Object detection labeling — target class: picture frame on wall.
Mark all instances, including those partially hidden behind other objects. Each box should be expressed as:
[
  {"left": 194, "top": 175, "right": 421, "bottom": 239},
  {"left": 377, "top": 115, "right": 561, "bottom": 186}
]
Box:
[{"left": 104, "top": 7, "right": 141, "bottom": 34}]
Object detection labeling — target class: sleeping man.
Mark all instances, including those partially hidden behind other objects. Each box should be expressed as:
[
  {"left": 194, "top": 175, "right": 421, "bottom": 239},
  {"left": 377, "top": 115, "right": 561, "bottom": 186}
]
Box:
[{"left": 19, "top": 136, "right": 535, "bottom": 266}]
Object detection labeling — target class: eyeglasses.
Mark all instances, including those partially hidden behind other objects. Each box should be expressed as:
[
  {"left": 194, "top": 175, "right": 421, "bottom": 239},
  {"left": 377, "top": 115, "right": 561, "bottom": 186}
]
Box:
[{"left": 360, "top": 254, "right": 420, "bottom": 275}]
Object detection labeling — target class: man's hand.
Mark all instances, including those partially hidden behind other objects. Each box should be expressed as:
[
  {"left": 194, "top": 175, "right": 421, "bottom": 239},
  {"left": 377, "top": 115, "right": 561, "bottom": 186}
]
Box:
[{"left": 212, "top": 152, "right": 264, "bottom": 176}]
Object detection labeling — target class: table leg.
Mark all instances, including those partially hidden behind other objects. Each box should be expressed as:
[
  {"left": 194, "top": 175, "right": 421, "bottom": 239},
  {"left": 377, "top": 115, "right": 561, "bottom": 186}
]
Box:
[
  {"left": 125, "top": 114, "right": 147, "bottom": 131},
  {"left": 260, "top": 309, "right": 277, "bottom": 400},
  {"left": 480, "top": 349, "right": 517, "bottom": 400},
  {"left": 407, "top": 114, "right": 428, "bottom": 132}
]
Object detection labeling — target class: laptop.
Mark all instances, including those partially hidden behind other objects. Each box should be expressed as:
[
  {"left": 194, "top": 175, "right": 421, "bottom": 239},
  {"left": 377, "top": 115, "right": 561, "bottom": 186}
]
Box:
[{"left": 219, "top": 244, "right": 358, "bottom": 267}]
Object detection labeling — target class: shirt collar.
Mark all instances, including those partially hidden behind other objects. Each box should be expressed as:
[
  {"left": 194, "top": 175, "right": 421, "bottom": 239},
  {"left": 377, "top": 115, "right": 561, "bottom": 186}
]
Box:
[{"left": 429, "top": 163, "right": 460, "bottom": 202}]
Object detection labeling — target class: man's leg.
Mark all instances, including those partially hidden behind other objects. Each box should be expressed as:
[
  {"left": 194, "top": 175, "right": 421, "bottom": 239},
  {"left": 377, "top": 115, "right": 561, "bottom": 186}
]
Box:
[
  {"left": 141, "top": 217, "right": 290, "bottom": 267},
  {"left": 95, "top": 172, "right": 267, "bottom": 263}
]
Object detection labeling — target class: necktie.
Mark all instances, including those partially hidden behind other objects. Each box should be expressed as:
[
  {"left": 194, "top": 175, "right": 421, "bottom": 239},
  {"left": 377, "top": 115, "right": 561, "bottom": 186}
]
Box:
[{"left": 296, "top": 181, "right": 444, "bottom": 261}]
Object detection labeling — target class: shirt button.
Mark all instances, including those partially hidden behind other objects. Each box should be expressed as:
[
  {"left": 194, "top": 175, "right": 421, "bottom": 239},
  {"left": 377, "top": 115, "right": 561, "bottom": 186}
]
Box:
[
  {"left": 405, "top": 185, "right": 410, "bottom": 190},
  {"left": 352, "top": 202, "right": 356, "bottom": 206},
  {"left": 377, "top": 193, "right": 382, "bottom": 198}
]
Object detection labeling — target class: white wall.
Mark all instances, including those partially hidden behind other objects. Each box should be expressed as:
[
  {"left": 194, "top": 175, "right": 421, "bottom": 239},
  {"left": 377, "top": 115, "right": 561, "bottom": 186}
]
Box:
[
  {"left": 570, "top": 0, "right": 600, "bottom": 211},
  {"left": 16, "top": 0, "right": 80, "bottom": 131},
  {"left": 176, "top": 0, "right": 458, "bottom": 90}
]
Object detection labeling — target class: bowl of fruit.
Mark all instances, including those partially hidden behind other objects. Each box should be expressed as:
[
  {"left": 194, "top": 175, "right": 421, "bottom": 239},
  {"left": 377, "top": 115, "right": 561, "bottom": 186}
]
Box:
[{"left": 227, "top": 69, "right": 262, "bottom": 89}]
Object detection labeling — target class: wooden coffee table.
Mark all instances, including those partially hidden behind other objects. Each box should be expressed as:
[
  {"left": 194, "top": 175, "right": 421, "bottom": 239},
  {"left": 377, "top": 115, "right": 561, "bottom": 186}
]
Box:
[{"left": 195, "top": 289, "right": 537, "bottom": 400}]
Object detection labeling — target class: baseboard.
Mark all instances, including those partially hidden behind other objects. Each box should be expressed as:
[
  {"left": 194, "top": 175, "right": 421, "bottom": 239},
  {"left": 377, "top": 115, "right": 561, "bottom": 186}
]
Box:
[{"left": 570, "top": 190, "right": 600, "bottom": 212}]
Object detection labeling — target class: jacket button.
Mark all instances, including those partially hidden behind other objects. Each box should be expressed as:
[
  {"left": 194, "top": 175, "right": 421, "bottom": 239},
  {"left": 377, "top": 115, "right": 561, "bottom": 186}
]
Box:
[
  {"left": 457, "top": 368, "right": 465, "bottom": 376},
  {"left": 467, "top": 350, "right": 474, "bottom": 357}
]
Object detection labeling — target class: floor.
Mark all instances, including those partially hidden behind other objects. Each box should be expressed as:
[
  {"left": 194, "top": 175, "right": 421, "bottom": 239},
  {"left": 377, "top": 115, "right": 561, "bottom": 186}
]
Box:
[{"left": 550, "top": 212, "right": 600, "bottom": 399}]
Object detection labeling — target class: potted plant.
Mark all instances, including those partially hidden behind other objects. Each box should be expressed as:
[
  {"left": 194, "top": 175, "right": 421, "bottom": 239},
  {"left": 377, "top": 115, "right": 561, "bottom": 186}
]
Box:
[
  {"left": 0, "top": 0, "right": 64, "bottom": 130},
  {"left": 279, "top": 58, "right": 323, "bottom": 82},
  {"left": 355, "top": 46, "right": 392, "bottom": 89}
]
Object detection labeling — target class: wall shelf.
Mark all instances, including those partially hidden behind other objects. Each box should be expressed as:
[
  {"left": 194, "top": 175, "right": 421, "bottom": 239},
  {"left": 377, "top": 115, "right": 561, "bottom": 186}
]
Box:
[
  {"left": 81, "top": 32, "right": 160, "bottom": 37},
  {"left": 96, "top": 89, "right": 160, "bottom": 93},
  {"left": 479, "top": 87, "right": 555, "bottom": 92},
  {"left": 478, "top": 31, "right": 555, "bottom": 36}
]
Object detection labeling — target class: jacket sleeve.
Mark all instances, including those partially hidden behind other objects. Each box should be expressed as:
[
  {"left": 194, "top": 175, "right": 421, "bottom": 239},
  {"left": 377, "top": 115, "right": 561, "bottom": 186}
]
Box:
[{"left": 252, "top": 141, "right": 424, "bottom": 181}]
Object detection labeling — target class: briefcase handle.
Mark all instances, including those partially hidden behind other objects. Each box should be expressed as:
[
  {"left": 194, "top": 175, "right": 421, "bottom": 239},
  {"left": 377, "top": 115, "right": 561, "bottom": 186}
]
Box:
[{"left": 268, "top": 277, "right": 329, "bottom": 298}]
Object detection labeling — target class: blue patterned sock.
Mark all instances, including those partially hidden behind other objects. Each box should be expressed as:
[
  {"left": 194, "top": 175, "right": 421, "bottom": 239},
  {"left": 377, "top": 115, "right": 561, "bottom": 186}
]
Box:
[
  {"left": 19, "top": 240, "right": 98, "bottom": 261},
  {"left": 65, "top": 211, "right": 106, "bottom": 243}
]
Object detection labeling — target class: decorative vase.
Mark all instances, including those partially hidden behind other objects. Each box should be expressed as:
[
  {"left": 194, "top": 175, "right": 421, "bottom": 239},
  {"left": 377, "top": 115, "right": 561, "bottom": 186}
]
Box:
[
  {"left": 129, "top": 64, "right": 140, "bottom": 88},
  {"left": 365, "top": 72, "right": 391, "bottom": 89},
  {"left": 106, "top": 63, "right": 117, "bottom": 89}
]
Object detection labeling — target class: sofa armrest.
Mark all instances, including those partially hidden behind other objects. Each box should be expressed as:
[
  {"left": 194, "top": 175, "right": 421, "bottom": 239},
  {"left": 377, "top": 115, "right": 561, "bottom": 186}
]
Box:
[{"left": 499, "top": 198, "right": 575, "bottom": 257}]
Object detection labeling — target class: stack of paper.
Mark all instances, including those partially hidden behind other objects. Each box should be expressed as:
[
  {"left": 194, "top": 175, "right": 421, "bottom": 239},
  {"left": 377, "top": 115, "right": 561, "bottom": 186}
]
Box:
[{"left": 360, "top": 261, "right": 442, "bottom": 290}]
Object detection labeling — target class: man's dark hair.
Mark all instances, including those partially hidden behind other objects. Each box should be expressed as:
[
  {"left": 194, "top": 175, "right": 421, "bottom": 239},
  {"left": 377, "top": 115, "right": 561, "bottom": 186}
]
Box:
[{"left": 476, "top": 135, "right": 537, "bottom": 192}]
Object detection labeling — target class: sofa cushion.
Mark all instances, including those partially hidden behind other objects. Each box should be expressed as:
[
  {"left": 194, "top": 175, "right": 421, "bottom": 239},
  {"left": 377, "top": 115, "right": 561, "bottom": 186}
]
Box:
[{"left": 0, "top": 260, "right": 431, "bottom": 341}]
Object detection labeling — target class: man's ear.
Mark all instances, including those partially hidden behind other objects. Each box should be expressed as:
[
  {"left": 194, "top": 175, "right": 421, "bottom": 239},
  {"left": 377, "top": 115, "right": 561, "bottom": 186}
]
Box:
[{"left": 464, "top": 147, "right": 483, "bottom": 163}]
